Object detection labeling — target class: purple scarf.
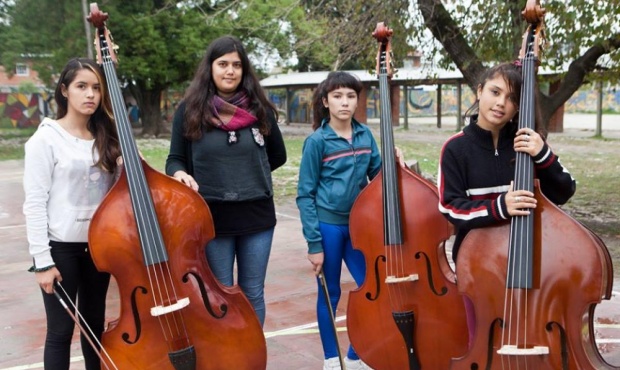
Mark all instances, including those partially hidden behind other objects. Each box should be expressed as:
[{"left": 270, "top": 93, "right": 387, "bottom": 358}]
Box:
[{"left": 210, "top": 92, "right": 257, "bottom": 131}]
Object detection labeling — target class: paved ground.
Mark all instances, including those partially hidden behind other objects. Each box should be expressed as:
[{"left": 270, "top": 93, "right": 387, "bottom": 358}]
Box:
[
  {"left": 1, "top": 113, "right": 620, "bottom": 369},
  {"left": 0, "top": 159, "right": 349, "bottom": 370}
]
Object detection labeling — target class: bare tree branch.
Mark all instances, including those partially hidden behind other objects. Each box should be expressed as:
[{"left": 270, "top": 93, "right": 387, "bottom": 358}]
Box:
[
  {"left": 416, "top": 0, "right": 485, "bottom": 90},
  {"left": 544, "top": 33, "right": 620, "bottom": 116}
]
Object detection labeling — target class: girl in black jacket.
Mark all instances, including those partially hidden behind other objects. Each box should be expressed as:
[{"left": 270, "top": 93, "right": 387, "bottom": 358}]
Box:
[{"left": 437, "top": 62, "right": 576, "bottom": 345}]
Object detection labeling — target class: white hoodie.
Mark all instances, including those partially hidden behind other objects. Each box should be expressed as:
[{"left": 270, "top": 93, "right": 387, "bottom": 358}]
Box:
[{"left": 22, "top": 118, "right": 114, "bottom": 268}]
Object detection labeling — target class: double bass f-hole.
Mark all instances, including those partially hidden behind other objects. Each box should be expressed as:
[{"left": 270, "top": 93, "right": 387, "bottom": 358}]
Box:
[{"left": 182, "top": 272, "right": 227, "bottom": 318}]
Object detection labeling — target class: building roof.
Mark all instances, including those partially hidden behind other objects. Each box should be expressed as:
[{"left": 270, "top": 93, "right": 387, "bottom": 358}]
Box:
[
  {"left": 0, "top": 65, "right": 46, "bottom": 93},
  {"left": 260, "top": 66, "right": 464, "bottom": 89},
  {"left": 260, "top": 65, "right": 563, "bottom": 89}
]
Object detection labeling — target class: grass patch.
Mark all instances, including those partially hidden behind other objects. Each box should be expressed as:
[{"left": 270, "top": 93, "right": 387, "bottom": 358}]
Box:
[
  {"left": 0, "top": 127, "right": 35, "bottom": 161},
  {"left": 136, "top": 139, "right": 170, "bottom": 172},
  {"left": 0, "top": 127, "right": 36, "bottom": 139},
  {"left": 273, "top": 137, "right": 303, "bottom": 202},
  {"left": 2, "top": 126, "right": 618, "bottom": 232}
]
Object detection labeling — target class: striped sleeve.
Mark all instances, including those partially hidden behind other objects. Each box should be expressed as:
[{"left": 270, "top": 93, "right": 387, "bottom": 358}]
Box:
[
  {"left": 437, "top": 135, "right": 508, "bottom": 230},
  {"left": 533, "top": 142, "right": 576, "bottom": 205}
]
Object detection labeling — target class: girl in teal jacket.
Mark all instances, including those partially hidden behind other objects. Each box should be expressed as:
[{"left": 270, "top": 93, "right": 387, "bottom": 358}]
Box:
[{"left": 296, "top": 71, "right": 380, "bottom": 370}]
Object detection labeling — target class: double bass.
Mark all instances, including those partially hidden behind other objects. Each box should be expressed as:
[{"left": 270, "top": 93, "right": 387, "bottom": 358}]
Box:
[
  {"left": 347, "top": 22, "right": 468, "bottom": 369},
  {"left": 86, "top": 4, "right": 267, "bottom": 369},
  {"left": 452, "top": 1, "right": 617, "bottom": 369}
]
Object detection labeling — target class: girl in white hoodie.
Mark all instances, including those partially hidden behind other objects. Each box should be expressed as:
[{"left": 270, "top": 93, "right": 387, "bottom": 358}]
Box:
[{"left": 23, "top": 58, "right": 120, "bottom": 370}]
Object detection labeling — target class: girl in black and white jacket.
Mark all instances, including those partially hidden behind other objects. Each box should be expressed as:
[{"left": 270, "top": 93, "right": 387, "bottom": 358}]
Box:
[
  {"left": 438, "top": 62, "right": 575, "bottom": 263},
  {"left": 437, "top": 62, "right": 576, "bottom": 348}
]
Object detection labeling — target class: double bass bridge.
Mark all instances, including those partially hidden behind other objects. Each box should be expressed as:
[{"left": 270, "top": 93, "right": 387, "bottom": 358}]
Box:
[
  {"left": 497, "top": 344, "right": 550, "bottom": 355},
  {"left": 385, "top": 274, "right": 419, "bottom": 284},
  {"left": 150, "top": 297, "right": 190, "bottom": 317}
]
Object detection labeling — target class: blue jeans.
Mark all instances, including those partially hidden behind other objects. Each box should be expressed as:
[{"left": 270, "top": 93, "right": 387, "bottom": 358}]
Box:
[
  {"left": 317, "top": 222, "right": 366, "bottom": 360},
  {"left": 205, "top": 228, "right": 274, "bottom": 326}
]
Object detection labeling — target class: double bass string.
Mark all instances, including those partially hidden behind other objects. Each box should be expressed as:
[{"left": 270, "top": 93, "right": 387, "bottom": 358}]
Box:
[
  {"left": 97, "top": 29, "right": 191, "bottom": 348},
  {"left": 376, "top": 46, "right": 408, "bottom": 310},
  {"left": 502, "top": 21, "right": 539, "bottom": 354}
]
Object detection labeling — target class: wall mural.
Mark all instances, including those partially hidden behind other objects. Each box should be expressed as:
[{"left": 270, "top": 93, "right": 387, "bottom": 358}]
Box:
[
  {"left": 272, "top": 86, "right": 620, "bottom": 124},
  {"left": 564, "top": 88, "right": 620, "bottom": 113},
  {"left": 363, "top": 87, "right": 477, "bottom": 118},
  {"left": 4, "top": 85, "right": 619, "bottom": 129},
  {"left": 0, "top": 92, "right": 49, "bottom": 129}
]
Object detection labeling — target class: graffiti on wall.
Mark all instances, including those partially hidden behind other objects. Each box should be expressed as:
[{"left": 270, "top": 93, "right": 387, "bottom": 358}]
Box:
[
  {"left": 5, "top": 85, "right": 620, "bottom": 129},
  {"left": 565, "top": 88, "right": 620, "bottom": 113},
  {"left": 0, "top": 92, "right": 48, "bottom": 128},
  {"left": 275, "top": 85, "right": 620, "bottom": 124},
  {"left": 366, "top": 87, "right": 477, "bottom": 119},
  {"left": 268, "top": 88, "right": 313, "bottom": 124}
]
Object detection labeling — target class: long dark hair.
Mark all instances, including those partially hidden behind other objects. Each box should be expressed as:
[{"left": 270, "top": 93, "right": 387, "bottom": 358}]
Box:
[
  {"left": 465, "top": 63, "right": 522, "bottom": 122},
  {"left": 54, "top": 58, "right": 120, "bottom": 172},
  {"left": 183, "top": 35, "right": 277, "bottom": 140},
  {"left": 465, "top": 62, "right": 545, "bottom": 137},
  {"left": 311, "top": 71, "right": 363, "bottom": 131}
]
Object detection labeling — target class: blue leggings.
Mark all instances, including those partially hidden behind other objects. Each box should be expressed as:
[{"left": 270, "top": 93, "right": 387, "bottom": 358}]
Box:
[{"left": 316, "top": 222, "right": 366, "bottom": 360}]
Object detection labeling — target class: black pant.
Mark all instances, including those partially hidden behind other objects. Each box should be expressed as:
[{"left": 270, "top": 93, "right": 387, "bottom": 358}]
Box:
[{"left": 41, "top": 241, "right": 110, "bottom": 370}]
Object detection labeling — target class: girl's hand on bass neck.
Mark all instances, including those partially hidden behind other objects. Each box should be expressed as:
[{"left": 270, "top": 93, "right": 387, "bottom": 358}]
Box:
[{"left": 514, "top": 128, "right": 543, "bottom": 157}]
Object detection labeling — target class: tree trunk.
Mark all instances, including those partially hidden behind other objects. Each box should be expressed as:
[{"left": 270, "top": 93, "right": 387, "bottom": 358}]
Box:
[
  {"left": 81, "top": 0, "right": 93, "bottom": 59},
  {"left": 128, "top": 83, "right": 167, "bottom": 138},
  {"left": 417, "top": 0, "right": 486, "bottom": 90}
]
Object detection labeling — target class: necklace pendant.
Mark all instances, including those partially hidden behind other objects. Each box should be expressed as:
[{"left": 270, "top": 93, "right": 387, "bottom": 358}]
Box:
[{"left": 228, "top": 130, "right": 238, "bottom": 145}]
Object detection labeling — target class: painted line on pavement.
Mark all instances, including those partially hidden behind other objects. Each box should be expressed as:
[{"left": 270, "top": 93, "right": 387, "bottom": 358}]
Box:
[
  {"left": 264, "top": 315, "right": 346, "bottom": 339},
  {"left": 0, "top": 224, "right": 25, "bottom": 230},
  {"left": 3, "top": 315, "right": 620, "bottom": 370}
]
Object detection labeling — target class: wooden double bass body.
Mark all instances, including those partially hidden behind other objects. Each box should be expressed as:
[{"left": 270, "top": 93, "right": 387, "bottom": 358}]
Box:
[
  {"left": 87, "top": 5, "right": 267, "bottom": 369},
  {"left": 90, "top": 165, "right": 267, "bottom": 369},
  {"left": 452, "top": 185, "right": 616, "bottom": 370},
  {"left": 347, "top": 23, "right": 468, "bottom": 370},
  {"left": 452, "top": 2, "right": 617, "bottom": 369}
]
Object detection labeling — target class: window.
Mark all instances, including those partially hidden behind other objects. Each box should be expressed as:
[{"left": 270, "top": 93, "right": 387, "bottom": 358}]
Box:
[{"left": 15, "top": 63, "right": 29, "bottom": 76}]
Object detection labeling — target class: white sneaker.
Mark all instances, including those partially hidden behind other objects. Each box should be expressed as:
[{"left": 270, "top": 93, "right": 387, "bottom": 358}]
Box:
[
  {"left": 344, "top": 357, "right": 373, "bottom": 370},
  {"left": 323, "top": 357, "right": 341, "bottom": 370}
]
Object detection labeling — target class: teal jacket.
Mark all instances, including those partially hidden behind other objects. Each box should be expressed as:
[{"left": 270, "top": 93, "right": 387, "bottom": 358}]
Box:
[{"left": 296, "top": 119, "right": 381, "bottom": 253}]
